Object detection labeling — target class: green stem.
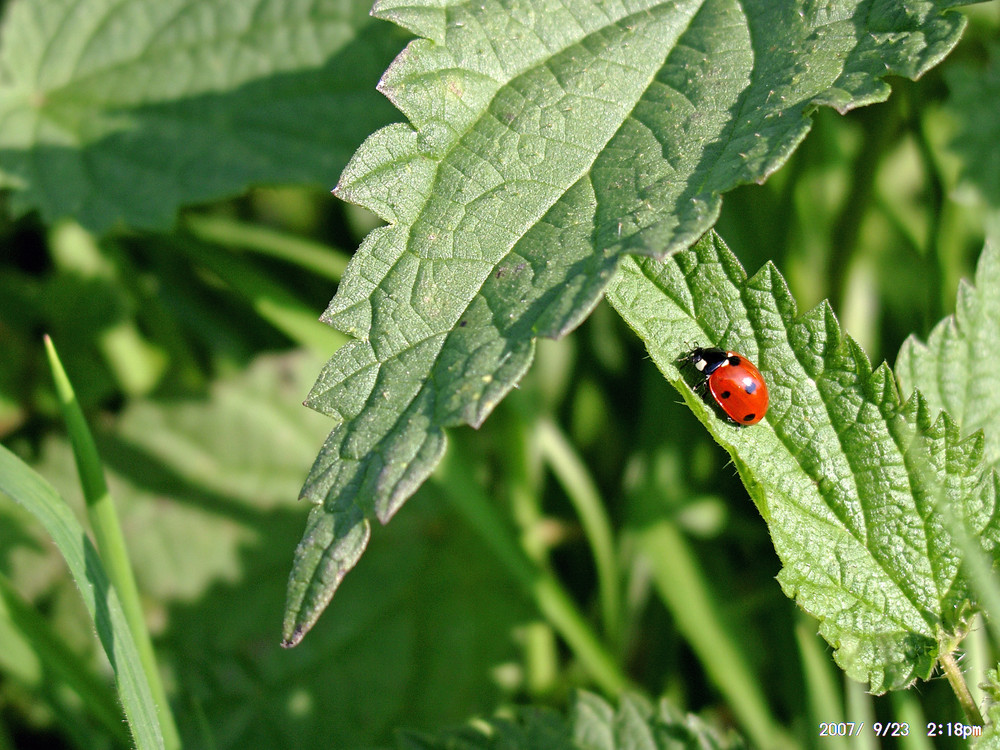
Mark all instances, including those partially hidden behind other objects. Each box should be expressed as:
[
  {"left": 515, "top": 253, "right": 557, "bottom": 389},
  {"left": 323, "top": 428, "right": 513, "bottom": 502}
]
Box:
[
  {"left": 184, "top": 213, "right": 349, "bottom": 281},
  {"left": 434, "top": 441, "right": 628, "bottom": 696},
  {"left": 936, "top": 492, "right": 1000, "bottom": 689},
  {"left": 504, "top": 408, "right": 559, "bottom": 695},
  {"left": 826, "top": 104, "right": 897, "bottom": 313},
  {"left": 506, "top": 406, "right": 547, "bottom": 562},
  {"left": 912, "top": 106, "right": 946, "bottom": 327},
  {"left": 939, "top": 650, "right": 984, "bottom": 727},
  {"left": 536, "top": 418, "right": 621, "bottom": 645},
  {"left": 44, "top": 337, "right": 182, "bottom": 750}
]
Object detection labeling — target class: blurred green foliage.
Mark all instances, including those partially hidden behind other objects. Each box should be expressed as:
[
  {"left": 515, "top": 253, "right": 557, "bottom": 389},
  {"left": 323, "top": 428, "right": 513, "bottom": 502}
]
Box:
[{"left": 1, "top": 2, "right": 999, "bottom": 749}]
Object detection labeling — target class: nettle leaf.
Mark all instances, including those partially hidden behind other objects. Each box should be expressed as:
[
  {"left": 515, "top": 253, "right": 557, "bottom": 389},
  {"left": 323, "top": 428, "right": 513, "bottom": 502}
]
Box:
[
  {"left": 897, "top": 241, "right": 1000, "bottom": 472},
  {"left": 396, "top": 690, "right": 745, "bottom": 750},
  {"left": 285, "top": 0, "right": 972, "bottom": 644},
  {"left": 606, "top": 232, "right": 1000, "bottom": 693},
  {"left": 0, "top": 0, "right": 400, "bottom": 232}
]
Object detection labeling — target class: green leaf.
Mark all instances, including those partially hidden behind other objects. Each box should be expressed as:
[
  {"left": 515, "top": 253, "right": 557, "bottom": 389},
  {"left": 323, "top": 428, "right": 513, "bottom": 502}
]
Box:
[
  {"left": 0, "top": 0, "right": 401, "bottom": 232},
  {"left": 287, "top": 0, "right": 972, "bottom": 643},
  {"left": 396, "top": 690, "right": 746, "bottom": 750},
  {"left": 0, "top": 445, "right": 165, "bottom": 749},
  {"left": 897, "top": 241, "right": 1000, "bottom": 472},
  {"left": 979, "top": 667, "right": 1000, "bottom": 745},
  {"left": 606, "top": 231, "right": 998, "bottom": 693}
]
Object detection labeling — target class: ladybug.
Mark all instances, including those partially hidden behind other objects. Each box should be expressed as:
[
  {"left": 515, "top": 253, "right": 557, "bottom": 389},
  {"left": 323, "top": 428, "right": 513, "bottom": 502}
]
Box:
[{"left": 685, "top": 347, "right": 768, "bottom": 425}]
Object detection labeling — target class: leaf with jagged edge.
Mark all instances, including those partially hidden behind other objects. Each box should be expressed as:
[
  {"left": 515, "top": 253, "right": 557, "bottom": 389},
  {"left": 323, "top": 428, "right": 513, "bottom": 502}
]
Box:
[
  {"left": 606, "top": 231, "right": 1000, "bottom": 693},
  {"left": 897, "top": 241, "right": 1000, "bottom": 473},
  {"left": 396, "top": 690, "right": 746, "bottom": 750},
  {"left": 284, "top": 0, "right": 973, "bottom": 645}
]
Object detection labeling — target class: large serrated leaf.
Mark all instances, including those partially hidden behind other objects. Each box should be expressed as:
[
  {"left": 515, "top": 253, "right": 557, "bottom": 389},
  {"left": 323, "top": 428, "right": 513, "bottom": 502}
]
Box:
[
  {"left": 897, "top": 241, "right": 1000, "bottom": 472},
  {"left": 606, "top": 231, "right": 999, "bottom": 693},
  {"left": 0, "top": 0, "right": 400, "bottom": 232},
  {"left": 285, "top": 0, "right": 972, "bottom": 644}
]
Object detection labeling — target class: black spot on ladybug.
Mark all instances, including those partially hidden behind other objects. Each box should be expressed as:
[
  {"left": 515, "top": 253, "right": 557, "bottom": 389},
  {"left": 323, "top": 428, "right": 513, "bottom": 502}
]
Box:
[
  {"left": 728, "top": 355, "right": 742, "bottom": 366},
  {"left": 742, "top": 413, "right": 756, "bottom": 422},
  {"left": 720, "top": 390, "right": 731, "bottom": 399}
]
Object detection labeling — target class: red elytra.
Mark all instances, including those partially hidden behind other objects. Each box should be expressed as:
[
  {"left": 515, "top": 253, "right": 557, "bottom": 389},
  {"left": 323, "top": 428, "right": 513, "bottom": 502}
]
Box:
[{"left": 687, "top": 347, "right": 769, "bottom": 425}]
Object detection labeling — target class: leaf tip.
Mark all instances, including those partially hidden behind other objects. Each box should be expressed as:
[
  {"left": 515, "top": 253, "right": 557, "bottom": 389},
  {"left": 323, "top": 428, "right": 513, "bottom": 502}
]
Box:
[{"left": 283, "top": 505, "right": 373, "bottom": 645}]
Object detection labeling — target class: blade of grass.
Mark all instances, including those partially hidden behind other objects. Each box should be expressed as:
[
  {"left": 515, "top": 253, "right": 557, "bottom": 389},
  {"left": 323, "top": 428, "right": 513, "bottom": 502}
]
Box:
[
  {"left": 893, "top": 691, "right": 933, "bottom": 750},
  {"left": 0, "top": 572, "right": 130, "bottom": 746},
  {"left": 43, "top": 336, "right": 180, "bottom": 750},
  {"left": 185, "top": 693, "right": 219, "bottom": 750},
  {"left": 536, "top": 417, "right": 621, "bottom": 646},
  {"left": 174, "top": 238, "right": 348, "bottom": 355},
  {"left": 183, "top": 214, "right": 350, "bottom": 282},
  {"left": 434, "top": 439, "right": 629, "bottom": 696},
  {"left": 844, "top": 675, "right": 877, "bottom": 750},
  {"left": 502, "top": 406, "right": 560, "bottom": 695},
  {"left": 795, "top": 615, "right": 849, "bottom": 750},
  {"left": 634, "top": 518, "right": 792, "bottom": 750},
  {"left": 0, "top": 444, "right": 164, "bottom": 750}
]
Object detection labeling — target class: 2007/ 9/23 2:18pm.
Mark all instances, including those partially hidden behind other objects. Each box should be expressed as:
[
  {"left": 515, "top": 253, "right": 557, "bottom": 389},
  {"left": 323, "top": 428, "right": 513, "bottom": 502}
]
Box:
[{"left": 818, "top": 721, "right": 983, "bottom": 739}]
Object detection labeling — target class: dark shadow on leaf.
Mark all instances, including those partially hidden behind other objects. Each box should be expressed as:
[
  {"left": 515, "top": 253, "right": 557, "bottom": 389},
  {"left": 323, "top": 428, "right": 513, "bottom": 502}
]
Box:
[
  {"left": 1, "top": 20, "right": 405, "bottom": 233},
  {"left": 159, "top": 486, "right": 529, "bottom": 749}
]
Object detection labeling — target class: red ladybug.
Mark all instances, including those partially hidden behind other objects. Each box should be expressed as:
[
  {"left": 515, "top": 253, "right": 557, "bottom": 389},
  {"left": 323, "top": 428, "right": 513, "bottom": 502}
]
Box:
[{"left": 686, "top": 347, "right": 768, "bottom": 425}]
